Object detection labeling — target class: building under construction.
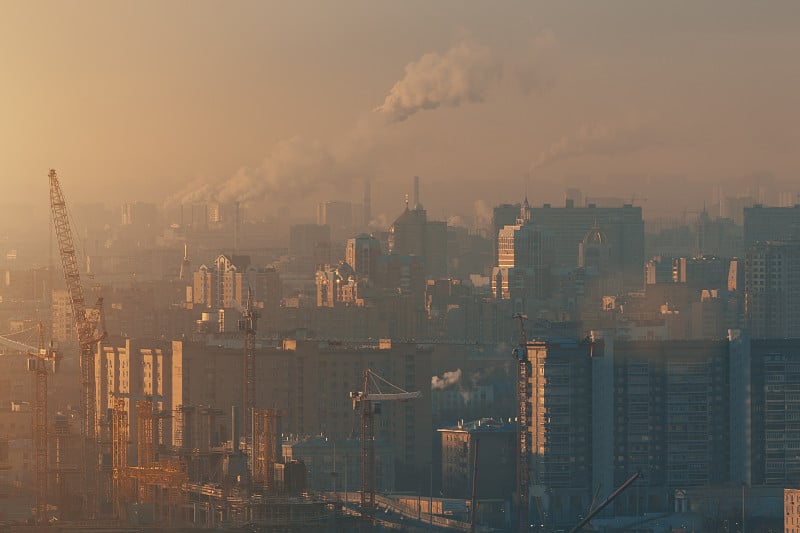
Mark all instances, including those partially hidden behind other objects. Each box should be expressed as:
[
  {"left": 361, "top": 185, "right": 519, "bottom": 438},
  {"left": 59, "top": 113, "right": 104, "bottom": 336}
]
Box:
[{"left": 34, "top": 170, "right": 355, "bottom": 530}]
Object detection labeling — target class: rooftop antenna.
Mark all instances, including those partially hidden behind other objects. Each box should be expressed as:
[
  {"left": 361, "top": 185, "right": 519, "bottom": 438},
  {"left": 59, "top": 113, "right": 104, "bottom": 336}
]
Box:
[
  {"left": 413, "top": 175, "right": 420, "bottom": 209},
  {"left": 524, "top": 172, "right": 530, "bottom": 205}
]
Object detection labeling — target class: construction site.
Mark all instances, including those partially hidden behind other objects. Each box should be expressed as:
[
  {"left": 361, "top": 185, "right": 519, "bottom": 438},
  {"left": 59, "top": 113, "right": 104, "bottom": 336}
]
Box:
[
  {"left": 0, "top": 171, "right": 366, "bottom": 531},
  {"left": 0, "top": 171, "right": 649, "bottom": 532}
]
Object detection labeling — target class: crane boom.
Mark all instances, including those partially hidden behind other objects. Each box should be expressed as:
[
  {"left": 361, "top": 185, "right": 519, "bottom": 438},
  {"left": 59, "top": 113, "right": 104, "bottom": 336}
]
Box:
[
  {"left": 49, "top": 169, "right": 104, "bottom": 519},
  {"left": 361, "top": 392, "right": 421, "bottom": 402},
  {"left": 350, "top": 369, "right": 421, "bottom": 522},
  {"left": 0, "top": 335, "right": 38, "bottom": 354},
  {"left": 49, "top": 170, "right": 94, "bottom": 347}
]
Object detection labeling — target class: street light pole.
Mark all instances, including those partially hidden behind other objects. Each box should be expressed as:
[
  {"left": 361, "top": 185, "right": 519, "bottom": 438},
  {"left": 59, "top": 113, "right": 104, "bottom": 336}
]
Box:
[
  {"left": 741, "top": 483, "right": 745, "bottom": 533},
  {"left": 429, "top": 463, "right": 433, "bottom": 532}
]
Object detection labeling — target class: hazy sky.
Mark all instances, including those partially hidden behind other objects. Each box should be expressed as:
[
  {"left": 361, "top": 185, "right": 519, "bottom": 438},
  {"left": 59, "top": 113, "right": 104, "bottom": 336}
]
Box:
[{"left": 2, "top": 1, "right": 799, "bottom": 224}]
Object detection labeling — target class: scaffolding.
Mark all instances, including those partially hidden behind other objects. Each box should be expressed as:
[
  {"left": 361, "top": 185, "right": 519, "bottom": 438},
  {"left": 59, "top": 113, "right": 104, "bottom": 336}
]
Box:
[
  {"left": 251, "top": 408, "right": 282, "bottom": 492},
  {"left": 112, "top": 397, "right": 188, "bottom": 525}
]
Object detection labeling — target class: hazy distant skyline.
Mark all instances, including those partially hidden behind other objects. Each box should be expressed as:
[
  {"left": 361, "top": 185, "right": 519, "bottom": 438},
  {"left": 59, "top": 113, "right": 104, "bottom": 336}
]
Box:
[{"left": 2, "top": 1, "right": 799, "bottom": 225}]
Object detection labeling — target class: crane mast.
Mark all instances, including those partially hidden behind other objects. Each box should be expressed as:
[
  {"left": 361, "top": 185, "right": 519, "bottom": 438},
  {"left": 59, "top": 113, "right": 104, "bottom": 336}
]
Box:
[
  {"left": 0, "top": 324, "right": 58, "bottom": 524},
  {"left": 239, "top": 286, "right": 259, "bottom": 454},
  {"left": 350, "top": 369, "right": 421, "bottom": 522},
  {"left": 513, "top": 313, "right": 531, "bottom": 533},
  {"left": 49, "top": 169, "right": 104, "bottom": 518}
]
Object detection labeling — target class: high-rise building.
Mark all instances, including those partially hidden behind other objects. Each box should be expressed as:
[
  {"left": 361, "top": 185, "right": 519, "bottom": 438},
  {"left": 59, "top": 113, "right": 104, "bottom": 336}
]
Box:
[
  {"left": 672, "top": 256, "right": 729, "bottom": 290},
  {"left": 645, "top": 256, "right": 674, "bottom": 285},
  {"left": 744, "top": 204, "right": 800, "bottom": 246},
  {"left": 192, "top": 254, "right": 280, "bottom": 311},
  {"left": 731, "top": 334, "right": 800, "bottom": 486},
  {"left": 345, "top": 234, "right": 382, "bottom": 279},
  {"left": 528, "top": 339, "right": 594, "bottom": 524},
  {"left": 97, "top": 338, "right": 171, "bottom": 464},
  {"left": 170, "top": 339, "right": 432, "bottom": 490},
  {"left": 389, "top": 205, "right": 447, "bottom": 279},
  {"left": 492, "top": 203, "right": 521, "bottom": 265},
  {"left": 51, "top": 289, "right": 74, "bottom": 343},
  {"left": 491, "top": 201, "right": 554, "bottom": 304},
  {"left": 744, "top": 241, "right": 800, "bottom": 338},
  {"left": 529, "top": 335, "right": 732, "bottom": 525},
  {"left": 530, "top": 200, "right": 644, "bottom": 290}
]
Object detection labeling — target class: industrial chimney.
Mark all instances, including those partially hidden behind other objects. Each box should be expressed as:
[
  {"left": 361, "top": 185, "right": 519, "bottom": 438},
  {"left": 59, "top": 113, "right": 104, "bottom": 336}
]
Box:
[
  {"left": 363, "top": 179, "right": 371, "bottom": 229},
  {"left": 233, "top": 201, "right": 241, "bottom": 254}
]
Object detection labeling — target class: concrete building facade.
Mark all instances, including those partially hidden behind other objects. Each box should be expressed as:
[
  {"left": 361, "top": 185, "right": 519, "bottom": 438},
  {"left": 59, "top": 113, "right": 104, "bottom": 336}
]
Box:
[{"left": 530, "top": 201, "right": 644, "bottom": 291}]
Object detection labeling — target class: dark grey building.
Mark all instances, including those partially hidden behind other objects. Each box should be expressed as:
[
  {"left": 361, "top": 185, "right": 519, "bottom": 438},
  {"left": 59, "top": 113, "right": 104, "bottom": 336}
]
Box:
[
  {"left": 530, "top": 201, "right": 644, "bottom": 291},
  {"left": 744, "top": 204, "right": 800, "bottom": 246},
  {"left": 438, "top": 418, "right": 515, "bottom": 500},
  {"left": 744, "top": 241, "right": 800, "bottom": 338}
]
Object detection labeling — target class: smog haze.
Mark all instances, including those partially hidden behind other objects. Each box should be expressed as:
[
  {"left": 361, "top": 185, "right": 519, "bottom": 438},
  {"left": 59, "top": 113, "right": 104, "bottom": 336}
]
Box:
[{"left": 1, "top": 1, "right": 799, "bottom": 226}]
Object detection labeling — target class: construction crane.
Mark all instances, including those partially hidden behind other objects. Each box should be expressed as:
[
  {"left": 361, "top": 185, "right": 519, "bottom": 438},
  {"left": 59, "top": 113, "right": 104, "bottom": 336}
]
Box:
[
  {"left": 512, "top": 313, "right": 531, "bottom": 533},
  {"left": 235, "top": 287, "right": 259, "bottom": 458},
  {"left": 49, "top": 169, "right": 107, "bottom": 518},
  {"left": 568, "top": 471, "right": 640, "bottom": 533},
  {"left": 0, "top": 323, "right": 58, "bottom": 524},
  {"left": 350, "top": 369, "right": 421, "bottom": 521}
]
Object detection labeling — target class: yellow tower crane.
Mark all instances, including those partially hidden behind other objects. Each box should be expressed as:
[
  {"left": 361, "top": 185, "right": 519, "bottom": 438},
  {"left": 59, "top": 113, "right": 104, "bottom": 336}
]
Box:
[
  {"left": 49, "top": 169, "right": 107, "bottom": 518},
  {"left": 0, "top": 323, "right": 58, "bottom": 524}
]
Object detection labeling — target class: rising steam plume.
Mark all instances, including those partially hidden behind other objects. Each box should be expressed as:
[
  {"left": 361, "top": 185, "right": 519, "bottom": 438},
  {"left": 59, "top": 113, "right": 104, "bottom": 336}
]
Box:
[
  {"left": 431, "top": 369, "right": 462, "bottom": 390},
  {"left": 374, "top": 40, "right": 503, "bottom": 123},
  {"left": 530, "top": 117, "right": 659, "bottom": 172},
  {"left": 169, "top": 37, "right": 544, "bottom": 209}
]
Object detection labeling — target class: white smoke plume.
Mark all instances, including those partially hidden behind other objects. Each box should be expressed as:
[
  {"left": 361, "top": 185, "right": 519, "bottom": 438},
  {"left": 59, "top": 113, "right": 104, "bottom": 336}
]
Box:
[
  {"left": 431, "top": 369, "right": 462, "bottom": 390},
  {"left": 375, "top": 40, "right": 503, "bottom": 123},
  {"left": 473, "top": 199, "right": 493, "bottom": 232},
  {"left": 530, "top": 117, "right": 659, "bottom": 172},
  {"left": 169, "top": 37, "right": 543, "bottom": 209},
  {"left": 168, "top": 136, "right": 339, "bottom": 207}
]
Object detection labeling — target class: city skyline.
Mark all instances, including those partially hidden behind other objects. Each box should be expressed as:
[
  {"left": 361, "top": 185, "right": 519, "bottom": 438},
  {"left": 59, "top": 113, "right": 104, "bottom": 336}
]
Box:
[{"left": 1, "top": 2, "right": 799, "bottom": 227}]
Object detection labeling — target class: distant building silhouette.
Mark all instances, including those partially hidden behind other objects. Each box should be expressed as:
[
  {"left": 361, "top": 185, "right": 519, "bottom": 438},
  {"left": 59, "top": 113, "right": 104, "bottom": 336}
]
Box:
[
  {"left": 744, "top": 204, "right": 800, "bottom": 245},
  {"left": 491, "top": 199, "right": 554, "bottom": 305},
  {"left": 530, "top": 200, "right": 644, "bottom": 291},
  {"left": 388, "top": 200, "right": 447, "bottom": 279}
]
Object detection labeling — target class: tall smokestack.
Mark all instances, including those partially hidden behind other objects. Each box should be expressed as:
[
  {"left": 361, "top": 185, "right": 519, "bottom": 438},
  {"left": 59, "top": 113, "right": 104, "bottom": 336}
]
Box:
[
  {"left": 233, "top": 201, "right": 241, "bottom": 254},
  {"left": 363, "top": 179, "right": 371, "bottom": 229},
  {"left": 413, "top": 176, "right": 420, "bottom": 209}
]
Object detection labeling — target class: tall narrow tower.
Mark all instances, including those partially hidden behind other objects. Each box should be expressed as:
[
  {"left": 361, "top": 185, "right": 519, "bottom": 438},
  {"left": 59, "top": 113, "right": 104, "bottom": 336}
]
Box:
[
  {"left": 413, "top": 176, "right": 421, "bottom": 209},
  {"left": 239, "top": 288, "right": 259, "bottom": 460},
  {"left": 233, "top": 201, "right": 241, "bottom": 254},
  {"left": 363, "top": 179, "right": 371, "bottom": 228}
]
